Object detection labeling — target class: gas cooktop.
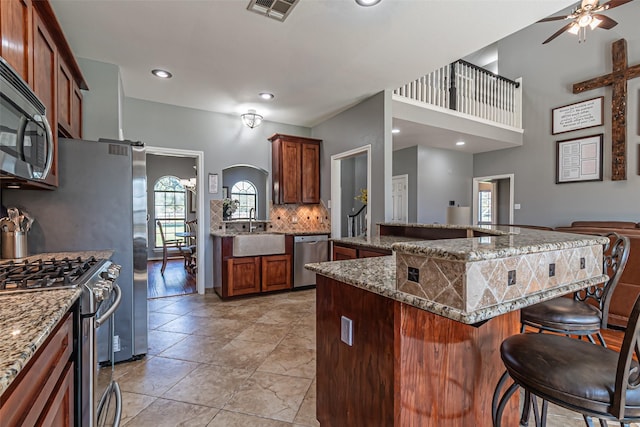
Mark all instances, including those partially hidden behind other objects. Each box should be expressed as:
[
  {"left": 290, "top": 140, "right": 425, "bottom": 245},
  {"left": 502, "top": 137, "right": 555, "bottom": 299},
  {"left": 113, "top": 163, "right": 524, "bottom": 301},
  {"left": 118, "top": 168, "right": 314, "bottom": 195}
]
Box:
[{"left": 0, "top": 256, "right": 102, "bottom": 293}]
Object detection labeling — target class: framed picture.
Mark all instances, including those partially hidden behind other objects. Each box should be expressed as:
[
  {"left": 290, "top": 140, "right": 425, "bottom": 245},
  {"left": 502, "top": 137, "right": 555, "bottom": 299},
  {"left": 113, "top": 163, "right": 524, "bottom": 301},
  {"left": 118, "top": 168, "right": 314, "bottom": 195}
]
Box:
[
  {"left": 208, "top": 173, "right": 218, "bottom": 194},
  {"left": 556, "top": 134, "right": 603, "bottom": 184},
  {"left": 552, "top": 96, "right": 603, "bottom": 135},
  {"left": 189, "top": 191, "right": 196, "bottom": 213},
  {"left": 222, "top": 186, "right": 228, "bottom": 198}
]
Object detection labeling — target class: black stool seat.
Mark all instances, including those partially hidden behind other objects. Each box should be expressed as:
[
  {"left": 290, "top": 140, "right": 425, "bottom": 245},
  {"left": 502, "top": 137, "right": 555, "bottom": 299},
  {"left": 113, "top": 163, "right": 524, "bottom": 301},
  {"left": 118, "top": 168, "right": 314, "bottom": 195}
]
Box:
[
  {"left": 520, "top": 298, "right": 601, "bottom": 332},
  {"left": 501, "top": 332, "right": 640, "bottom": 418}
]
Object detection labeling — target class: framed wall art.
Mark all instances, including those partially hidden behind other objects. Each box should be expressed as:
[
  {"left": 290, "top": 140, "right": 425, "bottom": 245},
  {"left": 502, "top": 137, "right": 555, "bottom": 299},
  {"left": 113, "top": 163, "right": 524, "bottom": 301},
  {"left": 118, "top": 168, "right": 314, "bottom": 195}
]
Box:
[
  {"left": 556, "top": 134, "right": 603, "bottom": 184},
  {"left": 552, "top": 96, "right": 603, "bottom": 135},
  {"left": 208, "top": 173, "right": 218, "bottom": 194}
]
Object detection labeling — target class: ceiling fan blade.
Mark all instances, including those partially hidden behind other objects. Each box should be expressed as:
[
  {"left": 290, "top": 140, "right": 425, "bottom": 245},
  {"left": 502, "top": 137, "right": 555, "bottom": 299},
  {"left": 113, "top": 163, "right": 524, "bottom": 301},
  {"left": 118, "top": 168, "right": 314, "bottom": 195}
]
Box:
[
  {"left": 538, "top": 15, "right": 570, "bottom": 23},
  {"left": 593, "top": 13, "right": 619, "bottom": 29},
  {"left": 543, "top": 22, "right": 575, "bottom": 44},
  {"left": 600, "top": 0, "right": 633, "bottom": 10}
]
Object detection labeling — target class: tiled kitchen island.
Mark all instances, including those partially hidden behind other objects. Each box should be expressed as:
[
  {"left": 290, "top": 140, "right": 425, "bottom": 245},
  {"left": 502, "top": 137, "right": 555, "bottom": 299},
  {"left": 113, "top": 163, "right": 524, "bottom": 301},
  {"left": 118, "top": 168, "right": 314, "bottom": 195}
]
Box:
[{"left": 306, "top": 226, "right": 608, "bottom": 426}]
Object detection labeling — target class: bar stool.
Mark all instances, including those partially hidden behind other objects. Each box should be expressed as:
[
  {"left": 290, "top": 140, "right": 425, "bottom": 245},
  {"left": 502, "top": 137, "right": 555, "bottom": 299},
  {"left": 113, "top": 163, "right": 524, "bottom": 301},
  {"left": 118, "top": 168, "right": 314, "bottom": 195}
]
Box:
[
  {"left": 492, "top": 293, "right": 640, "bottom": 427},
  {"left": 520, "top": 232, "right": 630, "bottom": 345}
]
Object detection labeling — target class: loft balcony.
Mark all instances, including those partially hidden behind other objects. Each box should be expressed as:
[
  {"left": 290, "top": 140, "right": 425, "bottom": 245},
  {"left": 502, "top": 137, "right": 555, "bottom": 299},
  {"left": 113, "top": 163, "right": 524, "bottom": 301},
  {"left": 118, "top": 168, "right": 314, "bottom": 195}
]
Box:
[{"left": 392, "top": 60, "right": 524, "bottom": 153}]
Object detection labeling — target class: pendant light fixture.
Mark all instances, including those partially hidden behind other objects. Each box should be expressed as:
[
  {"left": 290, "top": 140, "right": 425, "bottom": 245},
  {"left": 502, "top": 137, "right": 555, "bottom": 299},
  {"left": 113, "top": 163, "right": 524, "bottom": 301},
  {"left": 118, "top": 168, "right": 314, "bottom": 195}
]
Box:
[{"left": 241, "top": 109, "right": 263, "bottom": 129}]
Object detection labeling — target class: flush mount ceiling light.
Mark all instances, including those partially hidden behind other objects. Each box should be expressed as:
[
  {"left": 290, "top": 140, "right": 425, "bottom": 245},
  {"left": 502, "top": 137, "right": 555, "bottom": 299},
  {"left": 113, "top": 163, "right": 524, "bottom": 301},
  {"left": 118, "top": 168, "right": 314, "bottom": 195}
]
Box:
[
  {"left": 456, "top": 141, "right": 466, "bottom": 146},
  {"left": 241, "top": 109, "right": 263, "bottom": 129},
  {"left": 259, "top": 92, "right": 275, "bottom": 100},
  {"left": 355, "top": 0, "right": 382, "bottom": 6},
  {"left": 151, "top": 69, "right": 172, "bottom": 79},
  {"left": 391, "top": 128, "right": 400, "bottom": 134}
]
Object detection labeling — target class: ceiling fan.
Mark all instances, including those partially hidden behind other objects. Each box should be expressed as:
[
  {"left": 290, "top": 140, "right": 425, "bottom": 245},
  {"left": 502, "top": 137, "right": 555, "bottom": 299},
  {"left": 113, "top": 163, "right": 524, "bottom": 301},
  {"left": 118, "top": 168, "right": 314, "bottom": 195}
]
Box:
[{"left": 538, "top": 0, "right": 633, "bottom": 44}]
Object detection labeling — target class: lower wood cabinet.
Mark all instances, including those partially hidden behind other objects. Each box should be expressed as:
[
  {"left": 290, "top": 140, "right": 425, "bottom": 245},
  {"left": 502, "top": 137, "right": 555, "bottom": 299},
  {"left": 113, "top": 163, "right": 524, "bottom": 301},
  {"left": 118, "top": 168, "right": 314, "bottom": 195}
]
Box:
[
  {"left": 227, "top": 256, "right": 261, "bottom": 297},
  {"left": 332, "top": 243, "right": 391, "bottom": 261},
  {"left": 262, "top": 254, "right": 291, "bottom": 292},
  {"left": 0, "top": 312, "right": 74, "bottom": 427}
]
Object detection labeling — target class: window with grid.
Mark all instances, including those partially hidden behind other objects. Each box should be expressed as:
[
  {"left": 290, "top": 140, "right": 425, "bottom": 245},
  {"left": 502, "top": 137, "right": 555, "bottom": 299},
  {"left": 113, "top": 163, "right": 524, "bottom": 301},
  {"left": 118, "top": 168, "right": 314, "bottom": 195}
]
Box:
[
  {"left": 478, "top": 190, "right": 492, "bottom": 224},
  {"left": 230, "top": 180, "right": 257, "bottom": 219},
  {"left": 154, "top": 176, "right": 186, "bottom": 248}
]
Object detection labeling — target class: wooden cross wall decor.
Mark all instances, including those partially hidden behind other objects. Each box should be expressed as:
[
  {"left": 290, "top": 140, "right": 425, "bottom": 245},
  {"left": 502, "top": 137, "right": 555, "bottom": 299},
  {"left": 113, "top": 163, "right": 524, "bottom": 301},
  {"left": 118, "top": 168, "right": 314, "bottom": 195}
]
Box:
[{"left": 573, "top": 38, "right": 640, "bottom": 181}]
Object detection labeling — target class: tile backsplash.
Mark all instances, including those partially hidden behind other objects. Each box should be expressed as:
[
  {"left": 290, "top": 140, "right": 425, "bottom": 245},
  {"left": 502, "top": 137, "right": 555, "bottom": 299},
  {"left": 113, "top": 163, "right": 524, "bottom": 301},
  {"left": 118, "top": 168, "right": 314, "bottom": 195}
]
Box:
[{"left": 209, "top": 200, "right": 331, "bottom": 233}]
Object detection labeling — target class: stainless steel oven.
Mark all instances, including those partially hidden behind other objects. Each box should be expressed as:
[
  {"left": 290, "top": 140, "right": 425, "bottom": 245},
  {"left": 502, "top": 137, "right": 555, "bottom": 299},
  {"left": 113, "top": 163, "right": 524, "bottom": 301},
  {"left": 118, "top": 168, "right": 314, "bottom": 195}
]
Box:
[
  {"left": 0, "top": 56, "right": 54, "bottom": 182},
  {"left": 0, "top": 255, "right": 123, "bottom": 426}
]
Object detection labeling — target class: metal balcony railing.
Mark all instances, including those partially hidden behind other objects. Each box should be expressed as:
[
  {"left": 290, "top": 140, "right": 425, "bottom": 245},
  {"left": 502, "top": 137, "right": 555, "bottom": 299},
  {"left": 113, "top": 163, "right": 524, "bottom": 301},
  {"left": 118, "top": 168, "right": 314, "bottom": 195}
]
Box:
[{"left": 394, "top": 60, "right": 522, "bottom": 128}]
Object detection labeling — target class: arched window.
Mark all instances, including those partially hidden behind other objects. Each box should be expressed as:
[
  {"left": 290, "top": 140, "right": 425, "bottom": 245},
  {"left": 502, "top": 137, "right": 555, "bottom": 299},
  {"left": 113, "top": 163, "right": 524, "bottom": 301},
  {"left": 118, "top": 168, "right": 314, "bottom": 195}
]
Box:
[
  {"left": 230, "top": 180, "right": 257, "bottom": 219},
  {"left": 154, "top": 176, "right": 186, "bottom": 247}
]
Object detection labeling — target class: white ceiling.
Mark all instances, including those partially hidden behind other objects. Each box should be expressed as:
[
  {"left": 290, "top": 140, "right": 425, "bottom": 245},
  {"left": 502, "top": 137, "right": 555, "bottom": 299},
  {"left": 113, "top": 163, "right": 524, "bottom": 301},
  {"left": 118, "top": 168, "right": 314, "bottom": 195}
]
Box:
[{"left": 50, "top": 0, "right": 577, "bottom": 128}]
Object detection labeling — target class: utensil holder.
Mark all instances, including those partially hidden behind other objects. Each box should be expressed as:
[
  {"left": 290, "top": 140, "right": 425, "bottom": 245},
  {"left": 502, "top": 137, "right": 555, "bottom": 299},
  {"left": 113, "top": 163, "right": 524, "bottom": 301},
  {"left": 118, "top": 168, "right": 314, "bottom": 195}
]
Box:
[{"left": 1, "top": 231, "right": 28, "bottom": 259}]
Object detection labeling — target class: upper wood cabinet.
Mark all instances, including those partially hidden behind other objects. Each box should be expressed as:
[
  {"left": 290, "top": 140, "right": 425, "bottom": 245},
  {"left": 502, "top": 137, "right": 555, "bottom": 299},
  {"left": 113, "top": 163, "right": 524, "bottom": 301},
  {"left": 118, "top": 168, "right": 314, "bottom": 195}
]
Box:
[
  {"left": 269, "top": 134, "right": 321, "bottom": 205},
  {"left": 0, "top": 0, "right": 33, "bottom": 82},
  {"left": 0, "top": 0, "right": 87, "bottom": 188}
]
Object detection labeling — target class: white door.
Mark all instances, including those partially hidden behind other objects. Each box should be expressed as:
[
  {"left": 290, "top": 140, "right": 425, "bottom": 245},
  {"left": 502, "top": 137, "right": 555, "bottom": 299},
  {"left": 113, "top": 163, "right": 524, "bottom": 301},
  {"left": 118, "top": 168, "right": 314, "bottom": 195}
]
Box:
[{"left": 392, "top": 175, "right": 408, "bottom": 223}]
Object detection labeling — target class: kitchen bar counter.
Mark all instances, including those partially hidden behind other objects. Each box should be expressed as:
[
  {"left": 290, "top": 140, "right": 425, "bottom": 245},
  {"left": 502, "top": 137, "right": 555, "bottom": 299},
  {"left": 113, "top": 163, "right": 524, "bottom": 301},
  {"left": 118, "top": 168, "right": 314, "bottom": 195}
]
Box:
[
  {"left": 310, "top": 225, "right": 609, "bottom": 425},
  {"left": 0, "top": 250, "right": 113, "bottom": 397},
  {"left": 330, "top": 235, "right": 423, "bottom": 252}
]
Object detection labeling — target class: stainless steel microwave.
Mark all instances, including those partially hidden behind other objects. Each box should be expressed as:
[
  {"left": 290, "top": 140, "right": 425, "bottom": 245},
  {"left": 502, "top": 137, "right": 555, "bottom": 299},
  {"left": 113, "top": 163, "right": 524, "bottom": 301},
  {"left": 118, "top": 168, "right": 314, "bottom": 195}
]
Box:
[{"left": 0, "top": 56, "right": 53, "bottom": 182}]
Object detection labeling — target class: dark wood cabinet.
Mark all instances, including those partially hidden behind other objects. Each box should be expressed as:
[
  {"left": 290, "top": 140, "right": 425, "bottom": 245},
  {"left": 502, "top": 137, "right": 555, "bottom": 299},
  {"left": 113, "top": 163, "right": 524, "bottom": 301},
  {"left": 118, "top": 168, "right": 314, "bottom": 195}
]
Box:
[
  {"left": 214, "top": 234, "right": 294, "bottom": 299},
  {"left": 262, "top": 254, "right": 292, "bottom": 292},
  {"left": 332, "top": 242, "right": 391, "bottom": 260},
  {"left": 227, "top": 256, "right": 261, "bottom": 297},
  {"left": 0, "top": 0, "right": 33, "bottom": 82},
  {"left": 0, "top": 313, "right": 74, "bottom": 427},
  {"left": 269, "top": 134, "right": 321, "bottom": 205}
]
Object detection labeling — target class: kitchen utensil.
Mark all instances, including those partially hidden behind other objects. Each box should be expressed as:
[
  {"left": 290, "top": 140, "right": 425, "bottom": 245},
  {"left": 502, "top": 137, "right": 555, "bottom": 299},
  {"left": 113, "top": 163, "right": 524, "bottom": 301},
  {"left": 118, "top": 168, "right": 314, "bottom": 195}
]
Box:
[
  {"left": 21, "top": 212, "right": 33, "bottom": 233},
  {"left": 0, "top": 218, "right": 16, "bottom": 232},
  {"left": 7, "top": 208, "right": 20, "bottom": 231}
]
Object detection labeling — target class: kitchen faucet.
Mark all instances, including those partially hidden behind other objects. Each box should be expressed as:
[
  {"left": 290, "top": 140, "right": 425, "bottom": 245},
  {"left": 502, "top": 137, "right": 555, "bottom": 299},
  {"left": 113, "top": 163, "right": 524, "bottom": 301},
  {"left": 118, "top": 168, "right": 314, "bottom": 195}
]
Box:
[{"left": 249, "top": 208, "right": 257, "bottom": 233}]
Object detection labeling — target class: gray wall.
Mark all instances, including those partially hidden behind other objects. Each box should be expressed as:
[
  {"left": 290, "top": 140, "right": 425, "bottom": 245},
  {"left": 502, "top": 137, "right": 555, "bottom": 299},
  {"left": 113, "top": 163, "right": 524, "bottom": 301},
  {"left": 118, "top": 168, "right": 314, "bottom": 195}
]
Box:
[
  {"left": 146, "top": 154, "right": 197, "bottom": 259},
  {"left": 393, "top": 145, "right": 473, "bottom": 224},
  {"left": 497, "top": 178, "right": 511, "bottom": 224},
  {"left": 222, "top": 165, "right": 268, "bottom": 220},
  {"left": 312, "top": 91, "right": 392, "bottom": 234},
  {"left": 78, "top": 58, "right": 122, "bottom": 141},
  {"left": 392, "top": 146, "right": 418, "bottom": 223},
  {"left": 474, "top": 6, "right": 640, "bottom": 227}
]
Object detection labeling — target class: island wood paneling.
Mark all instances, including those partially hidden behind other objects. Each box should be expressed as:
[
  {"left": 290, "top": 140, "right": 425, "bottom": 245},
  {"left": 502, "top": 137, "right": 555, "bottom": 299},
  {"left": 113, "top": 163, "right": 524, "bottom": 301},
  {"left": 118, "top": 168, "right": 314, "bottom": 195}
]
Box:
[
  {"left": 316, "top": 275, "right": 395, "bottom": 427},
  {"left": 317, "top": 275, "right": 521, "bottom": 427}
]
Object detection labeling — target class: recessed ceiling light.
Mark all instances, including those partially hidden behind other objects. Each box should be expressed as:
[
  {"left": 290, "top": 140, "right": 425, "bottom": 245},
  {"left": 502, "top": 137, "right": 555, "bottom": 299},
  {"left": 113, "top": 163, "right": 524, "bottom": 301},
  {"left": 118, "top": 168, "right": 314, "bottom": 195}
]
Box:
[
  {"left": 259, "top": 92, "right": 275, "bottom": 100},
  {"left": 151, "top": 69, "right": 172, "bottom": 79},
  {"left": 355, "top": 0, "right": 382, "bottom": 6},
  {"left": 392, "top": 128, "right": 400, "bottom": 134},
  {"left": 456, "top": 141, "right": 465, "bottom": 146}
]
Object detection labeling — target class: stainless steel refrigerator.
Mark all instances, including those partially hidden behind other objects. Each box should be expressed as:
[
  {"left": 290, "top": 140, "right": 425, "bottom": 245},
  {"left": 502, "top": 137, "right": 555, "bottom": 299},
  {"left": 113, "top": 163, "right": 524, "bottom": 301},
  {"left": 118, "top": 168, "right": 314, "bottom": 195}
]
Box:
[{"left": 3, "top": 138, "right": 148, "bottom": 363}]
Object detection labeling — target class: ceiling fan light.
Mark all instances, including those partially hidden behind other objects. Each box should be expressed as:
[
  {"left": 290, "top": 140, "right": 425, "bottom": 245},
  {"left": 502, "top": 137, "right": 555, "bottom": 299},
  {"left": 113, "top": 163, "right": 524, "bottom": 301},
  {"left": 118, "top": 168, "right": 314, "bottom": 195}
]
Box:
[
  {"left": 568, "top": 23, "right": 581, "bottom": 34},
  {"left": 241, "top": 109, "right": 263, "bottom": 129},
  {"left": 578, "top": 14, "right": 593, "bottom": 27},
  {"left": 589, "top": 17, "right": 602, "bottom": 29}
]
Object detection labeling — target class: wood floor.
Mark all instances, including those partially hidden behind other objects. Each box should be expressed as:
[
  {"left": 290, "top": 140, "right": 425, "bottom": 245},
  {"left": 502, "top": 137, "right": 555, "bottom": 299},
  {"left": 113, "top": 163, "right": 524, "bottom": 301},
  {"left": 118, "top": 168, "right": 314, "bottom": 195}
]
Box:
[{"left": 147, "top": 259, "right": 196, "bottom": 299}]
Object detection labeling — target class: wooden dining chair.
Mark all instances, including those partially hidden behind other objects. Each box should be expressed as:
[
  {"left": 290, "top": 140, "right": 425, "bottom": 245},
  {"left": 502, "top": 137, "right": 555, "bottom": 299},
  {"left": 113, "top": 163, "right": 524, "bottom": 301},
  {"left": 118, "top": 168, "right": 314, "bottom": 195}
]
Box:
[{"left": 157, "top": 221, "right": 194, "bottom": 275}]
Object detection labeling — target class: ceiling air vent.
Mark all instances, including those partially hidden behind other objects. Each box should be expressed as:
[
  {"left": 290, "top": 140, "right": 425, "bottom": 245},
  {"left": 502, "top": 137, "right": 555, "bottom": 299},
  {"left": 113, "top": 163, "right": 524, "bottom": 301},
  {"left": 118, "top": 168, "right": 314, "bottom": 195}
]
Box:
[{"left": 247, "top": 0, "right": 299, "bottom": 22}]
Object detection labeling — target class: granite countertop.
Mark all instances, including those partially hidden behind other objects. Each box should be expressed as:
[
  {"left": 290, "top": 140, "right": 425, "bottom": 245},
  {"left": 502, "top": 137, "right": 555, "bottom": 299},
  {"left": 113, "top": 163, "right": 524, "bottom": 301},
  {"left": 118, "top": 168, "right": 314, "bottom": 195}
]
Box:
[
  {"left": 306, "top": 256, "right": 607, "bottom": 325},
  {"left": 0, "top": 288, "right": 82, "bottom": 397},
  {"left": 391, "top": 228, "right": 608, "bottom": 261},
  {"left": 211, "top": 230, "right": 330, "bottom": 237},
  {"left": 331, "top": 235, "right": 425, "bottom": 251},
  {"left": 0, "top": 250, "right": 113, "bottom": 398}
]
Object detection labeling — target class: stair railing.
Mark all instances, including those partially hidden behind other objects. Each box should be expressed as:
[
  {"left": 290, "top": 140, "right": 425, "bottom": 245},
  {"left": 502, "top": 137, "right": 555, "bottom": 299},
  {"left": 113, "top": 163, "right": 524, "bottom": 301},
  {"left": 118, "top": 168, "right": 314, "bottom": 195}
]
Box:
[{"left": 347, "top": 204, "right": 367, "bottom": 237}]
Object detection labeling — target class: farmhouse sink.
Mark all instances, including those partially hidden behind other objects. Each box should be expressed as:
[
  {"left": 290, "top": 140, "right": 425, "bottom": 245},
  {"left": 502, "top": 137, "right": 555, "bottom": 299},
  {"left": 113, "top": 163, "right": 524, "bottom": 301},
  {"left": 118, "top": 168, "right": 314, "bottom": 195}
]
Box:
[{"left": 233, "top": 233, "right": 286, "bottom": 257}]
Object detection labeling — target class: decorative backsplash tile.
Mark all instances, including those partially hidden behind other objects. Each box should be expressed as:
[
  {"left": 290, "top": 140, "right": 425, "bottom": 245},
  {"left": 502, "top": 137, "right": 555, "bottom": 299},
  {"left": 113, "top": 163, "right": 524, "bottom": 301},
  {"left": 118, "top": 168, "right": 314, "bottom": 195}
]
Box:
[
  {"left": 396, "top": 244, "right": 604, "bottom": 312},
  {"left": 209, "top": 200, "right": 331, "bottom": 234}
]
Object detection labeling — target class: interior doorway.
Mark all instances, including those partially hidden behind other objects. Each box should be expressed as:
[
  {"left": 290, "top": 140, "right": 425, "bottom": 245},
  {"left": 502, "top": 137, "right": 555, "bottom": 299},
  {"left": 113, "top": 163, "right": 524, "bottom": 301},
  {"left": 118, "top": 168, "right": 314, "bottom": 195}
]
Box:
[
  {"left": 472, "top": 174, "right": 514, "bottom": 225},
  {"left": 330, "top": 145, "right": 371, "bottom": 238},
  {"left": 392, "top": 174, "right": 408, "bottom": 223},
  {"left": 146, "top": 146, "right": 205, "bottom": 295}
]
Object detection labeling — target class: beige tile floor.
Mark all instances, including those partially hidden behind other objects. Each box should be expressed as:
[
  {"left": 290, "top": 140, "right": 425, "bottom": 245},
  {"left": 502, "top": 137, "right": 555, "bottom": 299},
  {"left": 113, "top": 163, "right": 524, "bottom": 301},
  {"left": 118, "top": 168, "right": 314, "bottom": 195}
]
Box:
[{"left": 109, "top": 289, "right": 631, "bottom": 426}]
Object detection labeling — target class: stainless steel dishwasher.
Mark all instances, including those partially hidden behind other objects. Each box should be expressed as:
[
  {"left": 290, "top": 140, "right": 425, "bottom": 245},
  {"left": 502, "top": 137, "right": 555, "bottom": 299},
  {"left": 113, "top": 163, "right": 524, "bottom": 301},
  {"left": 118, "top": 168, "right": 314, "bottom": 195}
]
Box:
[{"left": 294, "top": 235, "right": 329, "bottom": 288}]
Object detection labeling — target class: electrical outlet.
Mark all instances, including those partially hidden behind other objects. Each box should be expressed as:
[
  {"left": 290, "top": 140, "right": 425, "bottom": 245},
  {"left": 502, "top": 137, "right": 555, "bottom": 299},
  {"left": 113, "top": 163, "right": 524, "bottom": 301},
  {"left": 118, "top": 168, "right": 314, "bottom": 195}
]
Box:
[
  {"left": 580, "top": 257, "right": 586, "bottom": 269},
  {"left": 408, "top": 267, "right": 419, "bottom": 283},
  {"left": 341, "top": 316, "right": 353, "bottom": 346},
  {"left": 508, "top": 270, "right": 517, "bottom": 286},
  {"left": 291, "top": 216, "right": 298, "bottom": 223},
  {"left": 549, "top": 263, "right": 556, "bottom": 277},
  {"left": 113, "top": 335, "right": 121, "bottom": 352}
]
